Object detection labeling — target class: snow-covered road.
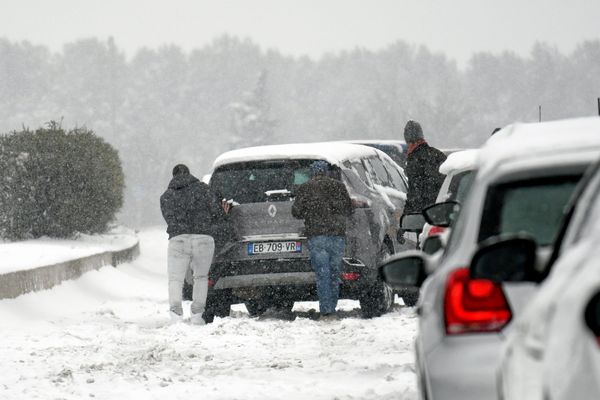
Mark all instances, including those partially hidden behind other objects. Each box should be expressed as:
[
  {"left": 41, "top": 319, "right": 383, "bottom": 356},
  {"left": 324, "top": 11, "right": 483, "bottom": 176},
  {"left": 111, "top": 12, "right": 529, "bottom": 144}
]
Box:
[{"left": 0, "top": 229, "right": 418, "bottom": 400}]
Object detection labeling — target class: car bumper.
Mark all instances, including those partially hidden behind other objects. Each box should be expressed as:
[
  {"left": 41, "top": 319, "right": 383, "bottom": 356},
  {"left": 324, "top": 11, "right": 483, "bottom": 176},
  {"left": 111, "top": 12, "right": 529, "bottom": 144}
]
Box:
[{"left": 418, "top": 334, "right": 503, "bottom": 400}]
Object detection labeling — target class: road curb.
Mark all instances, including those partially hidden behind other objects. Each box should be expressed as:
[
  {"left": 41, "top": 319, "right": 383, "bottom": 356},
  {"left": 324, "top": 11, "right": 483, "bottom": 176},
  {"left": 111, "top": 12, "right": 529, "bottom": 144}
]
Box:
[{"left": 0, "top": 240, "right": 140, "bottom": 300}]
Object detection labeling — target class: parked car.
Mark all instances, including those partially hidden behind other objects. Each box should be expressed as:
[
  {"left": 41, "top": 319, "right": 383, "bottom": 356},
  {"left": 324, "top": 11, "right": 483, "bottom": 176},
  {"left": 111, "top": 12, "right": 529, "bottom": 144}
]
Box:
[
  {"left": 343, "top": 140, "right": 407, "bottom": 168},
  {"left": 420, "top": 149, "right": 479, "bottom": 253},
  {"left": 379, "top": 117, "right": 600, "bottom": 400},
  {"left": 196, "top": 142, "right": 415, "bottom": 321},
  {"left": 497, "top": 158, "right": 600, "bottom": 400}
]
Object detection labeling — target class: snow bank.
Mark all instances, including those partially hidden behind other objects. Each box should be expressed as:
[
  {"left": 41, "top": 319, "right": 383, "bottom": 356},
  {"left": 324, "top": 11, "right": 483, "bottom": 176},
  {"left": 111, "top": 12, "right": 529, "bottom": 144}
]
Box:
[
  {"left": 0, "top": 227, "right": 138, "bottom": 274},
  {"left": 0, "top": 228, "right": 418, "bottom": 400}
]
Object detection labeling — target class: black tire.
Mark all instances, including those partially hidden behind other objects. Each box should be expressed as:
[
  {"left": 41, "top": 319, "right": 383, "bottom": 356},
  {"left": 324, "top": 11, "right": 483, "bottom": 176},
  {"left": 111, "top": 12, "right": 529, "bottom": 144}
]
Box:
[
  {"left": 203, "top": 291, "right": 232, "bottom": 323},
  {"left": 245, "top": 299, "right": 294, "bottom": 317},
  {"left": 360, "top": 279, "right": 394, "bottom": 318},
  {"left": 360, "top": 244, "right": 395, "bottom": 318},
  {"left": 401, "top": 289, "right": 419, "bottom": 307},
  {"left": 182, "top": 280, "right": 193, "bottom": 301}
]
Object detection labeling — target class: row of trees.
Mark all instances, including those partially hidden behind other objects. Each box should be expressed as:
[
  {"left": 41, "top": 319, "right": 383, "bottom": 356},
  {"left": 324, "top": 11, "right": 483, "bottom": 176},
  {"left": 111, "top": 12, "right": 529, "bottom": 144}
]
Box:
[{"left": 0, "top": 36, "right": 598, "bottom": 226}]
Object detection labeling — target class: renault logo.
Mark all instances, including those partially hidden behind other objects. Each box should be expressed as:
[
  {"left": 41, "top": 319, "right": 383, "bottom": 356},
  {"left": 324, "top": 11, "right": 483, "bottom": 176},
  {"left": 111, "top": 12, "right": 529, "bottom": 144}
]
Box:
[{"left": 268, "top": 204, "right": 277, "bottom": 218}]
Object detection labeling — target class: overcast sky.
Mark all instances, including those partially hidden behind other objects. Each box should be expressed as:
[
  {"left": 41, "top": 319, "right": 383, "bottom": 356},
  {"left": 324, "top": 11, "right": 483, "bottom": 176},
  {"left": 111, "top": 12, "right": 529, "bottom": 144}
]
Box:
[{"left": 2, "top": 0, "right": 600, "bottom": 65}]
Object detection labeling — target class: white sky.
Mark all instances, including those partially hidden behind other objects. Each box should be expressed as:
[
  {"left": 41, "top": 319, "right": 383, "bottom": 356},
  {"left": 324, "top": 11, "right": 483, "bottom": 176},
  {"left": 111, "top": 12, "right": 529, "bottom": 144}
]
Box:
[{"left": 1, "top": 0, "right": 600, "bottom": 65}]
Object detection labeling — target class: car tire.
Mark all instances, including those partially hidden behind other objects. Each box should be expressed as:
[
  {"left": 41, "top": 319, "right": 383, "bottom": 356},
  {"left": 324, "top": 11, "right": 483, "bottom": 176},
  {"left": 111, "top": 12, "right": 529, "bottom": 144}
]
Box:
[
  {"left": 182, "top": 280, "right": 193, "bottom": 301},
  {"left": 360, "top": 244, "right": 395, "bottom": 318},
  {"left": 203, "top": 290, "right": 232, "bottom": 323},
  {"left": 401, "top": 289, "right": 419, "bottom": 307}
]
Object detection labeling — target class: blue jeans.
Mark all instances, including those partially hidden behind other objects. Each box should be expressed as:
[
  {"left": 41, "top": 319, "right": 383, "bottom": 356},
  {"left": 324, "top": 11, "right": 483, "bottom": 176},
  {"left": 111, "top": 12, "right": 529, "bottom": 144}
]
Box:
[{"left": 308, "top": 235, "right": 346, "bottom": 314}]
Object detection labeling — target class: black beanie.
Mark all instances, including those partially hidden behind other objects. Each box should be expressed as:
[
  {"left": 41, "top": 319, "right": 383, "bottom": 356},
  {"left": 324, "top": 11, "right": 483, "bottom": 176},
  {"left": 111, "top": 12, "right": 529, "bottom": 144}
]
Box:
[
  {"left": 172, "top": 164, "right": 190, "bottom": 176},
  {"left": 404, "top": 120, "right": 424, "bottom": 143}
]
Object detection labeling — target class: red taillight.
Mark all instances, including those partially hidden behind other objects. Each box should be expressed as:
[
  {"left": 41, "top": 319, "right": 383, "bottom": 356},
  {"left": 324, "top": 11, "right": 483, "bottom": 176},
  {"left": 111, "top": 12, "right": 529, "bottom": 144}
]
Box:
[
  {"left": 208, "top": 279, "right": 215, "bottom": 288},
  {"left": 444, "top": 267, "right": 511, "bottom": 335},
  {"left": 428, "top": 226, "right": 446, "bottom": 236},
  {"left": 341, "top": 272, "right": 361, "bottom": 281}
]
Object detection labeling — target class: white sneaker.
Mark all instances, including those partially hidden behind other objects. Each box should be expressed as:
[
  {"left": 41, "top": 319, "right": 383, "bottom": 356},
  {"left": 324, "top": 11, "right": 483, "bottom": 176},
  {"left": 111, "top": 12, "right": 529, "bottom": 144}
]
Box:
[
  {"left": 169, "top": 311, "right": 183, "bottom": 323},
  {"left": 190, "top": 313, "right": 206, "bottom": 325}
]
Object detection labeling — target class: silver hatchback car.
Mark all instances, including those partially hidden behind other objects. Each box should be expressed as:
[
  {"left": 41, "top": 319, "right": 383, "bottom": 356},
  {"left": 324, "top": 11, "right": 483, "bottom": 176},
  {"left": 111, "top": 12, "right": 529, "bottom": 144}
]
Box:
[{"left": 380, "top": 117, "right": 600, "bottom": 400}]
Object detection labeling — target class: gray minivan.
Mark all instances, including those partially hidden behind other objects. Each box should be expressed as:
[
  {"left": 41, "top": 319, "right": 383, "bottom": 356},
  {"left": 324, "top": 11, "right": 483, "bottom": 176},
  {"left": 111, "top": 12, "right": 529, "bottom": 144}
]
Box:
[{"left": 194, "top": 142, "right": 414, "bottom": 321}]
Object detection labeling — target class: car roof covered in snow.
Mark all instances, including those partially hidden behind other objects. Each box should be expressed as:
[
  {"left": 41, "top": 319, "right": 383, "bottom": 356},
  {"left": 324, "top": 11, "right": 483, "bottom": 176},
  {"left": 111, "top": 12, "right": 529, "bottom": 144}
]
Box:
[
  {"left": 478, "top": 117, "right": 600, "bottom": 175},
  {"left": 439, "top": 149, "right": 480, "bottom": 175},
  {"left": 212, "top": 142, "right": 385, "bottom": 169}
]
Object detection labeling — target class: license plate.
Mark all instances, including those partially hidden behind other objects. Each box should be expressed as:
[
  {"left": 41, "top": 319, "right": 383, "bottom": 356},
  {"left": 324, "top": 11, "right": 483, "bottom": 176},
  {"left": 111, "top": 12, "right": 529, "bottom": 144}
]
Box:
[{"left": 247, "top": 241, "right": 302, "bottom": 255}]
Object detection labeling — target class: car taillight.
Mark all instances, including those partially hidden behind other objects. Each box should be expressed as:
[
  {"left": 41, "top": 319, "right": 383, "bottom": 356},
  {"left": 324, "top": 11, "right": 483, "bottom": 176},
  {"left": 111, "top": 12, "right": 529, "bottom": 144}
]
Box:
[
  {"left": 444, "top": 267, "right": 511, "bottom": 335},
  {"left": 428, "top": 226, "right": 446, "bottom": 236},
  {"left": 208, "top": 279, "right": 215, "bottom": 288},
  {"left": 341, "top": 272, "right": 360, "bottom": 281}
]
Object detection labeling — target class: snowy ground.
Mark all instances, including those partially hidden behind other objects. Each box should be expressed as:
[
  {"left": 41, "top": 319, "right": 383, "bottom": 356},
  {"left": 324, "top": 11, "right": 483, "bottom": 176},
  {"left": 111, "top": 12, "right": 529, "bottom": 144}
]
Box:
[{"left": 0, "top": 228, "right": 418, "bottom": 400}]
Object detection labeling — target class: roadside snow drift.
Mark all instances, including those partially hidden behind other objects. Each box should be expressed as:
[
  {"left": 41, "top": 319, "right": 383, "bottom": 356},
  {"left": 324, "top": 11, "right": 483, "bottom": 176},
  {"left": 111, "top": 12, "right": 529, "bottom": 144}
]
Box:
[{"left": 0, "top": 228, "right": 418, "bottom": 400}]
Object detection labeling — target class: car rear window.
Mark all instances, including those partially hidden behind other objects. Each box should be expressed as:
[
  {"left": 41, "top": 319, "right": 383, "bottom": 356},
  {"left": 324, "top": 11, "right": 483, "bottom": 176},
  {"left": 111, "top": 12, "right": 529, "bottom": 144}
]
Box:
[
  {"left": 479, "top": 175, "right": 581, "bottom": 246},
  {"left": 210, "top": 159, "right": 322, "bottom": 204}
]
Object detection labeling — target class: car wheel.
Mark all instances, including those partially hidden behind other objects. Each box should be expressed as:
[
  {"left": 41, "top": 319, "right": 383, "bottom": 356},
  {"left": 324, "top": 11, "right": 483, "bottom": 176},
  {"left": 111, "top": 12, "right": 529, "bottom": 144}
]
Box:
[
  {"left": 401, "top": 288, "right": 419, "bottom": 307},
  {"left": 360, "top": 244, "right": 395, "bottom": 318},
  {"left": 203, "top": 290, "right": 232, "bottom": 323},
  {"left": 360, "top": 278, "right": 394, "bottom": 318},
  {"left": 182, "top": 280, "right": 193, "bottom": 301}
]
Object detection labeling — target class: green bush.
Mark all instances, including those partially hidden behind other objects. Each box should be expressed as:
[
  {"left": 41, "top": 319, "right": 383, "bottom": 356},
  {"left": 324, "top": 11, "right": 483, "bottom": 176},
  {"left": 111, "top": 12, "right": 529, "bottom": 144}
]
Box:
[{"left": 0, "top": 122, "right": 124, "bottom": 239}]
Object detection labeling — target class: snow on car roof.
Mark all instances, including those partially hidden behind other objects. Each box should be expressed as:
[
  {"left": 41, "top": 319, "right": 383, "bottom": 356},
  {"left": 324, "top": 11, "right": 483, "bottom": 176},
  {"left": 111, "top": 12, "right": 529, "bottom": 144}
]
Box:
[
  {"left": 212, "top": 142, "right": 382, "bottom": 169},
  {"left": 479, "top": 117, "right": 600, "bottom": 174},
  {"left": 439, "top": 149, "right": 480, "bottom": 175},
  {"left": 342, "top": 139, "right": 406, "bottom": 146}
]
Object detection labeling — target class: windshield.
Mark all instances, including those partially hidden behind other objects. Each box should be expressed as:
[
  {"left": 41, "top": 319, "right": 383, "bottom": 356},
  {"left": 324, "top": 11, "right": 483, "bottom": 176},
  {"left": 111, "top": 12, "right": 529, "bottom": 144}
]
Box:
[
  {"left": 479, "top": 175, "right": 581, "bottom": 246},
  {"left": 210, "top": 159, "right": 328, "bottom": 204}
]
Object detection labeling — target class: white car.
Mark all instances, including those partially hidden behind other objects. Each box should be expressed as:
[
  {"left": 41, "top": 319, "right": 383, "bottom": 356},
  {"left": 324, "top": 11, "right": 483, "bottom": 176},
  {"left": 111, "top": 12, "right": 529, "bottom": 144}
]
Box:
[
  {"left": 420, "top": 149, "right": 478, "bottom": 253},
  {"left": 498, "top": 158, "right": 600, "bottom": 400},
  {"left": 380, "top": 117, "right": 600, "bottom": 400}
]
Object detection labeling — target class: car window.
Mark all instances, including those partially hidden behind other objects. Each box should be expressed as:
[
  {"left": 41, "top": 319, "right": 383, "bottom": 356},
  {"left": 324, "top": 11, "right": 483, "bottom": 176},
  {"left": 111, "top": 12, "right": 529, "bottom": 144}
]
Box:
[
  {"left": 351, "top": 160, "right": 373, "bottom": 188},
  {"left": 478, "top": 175, "right": 581, "bottom": 246},
  {"left": 364, "top": 156, "right": 391, "bottom": 186},
  {"left": 210, "top": 159, "right": 317, "bottom": 204},
  {"left": 382, "top": 157, "right": 408, "bottom": 192},
  {"left": 569, "top": 171, "right": 600, "bottom": 244}
]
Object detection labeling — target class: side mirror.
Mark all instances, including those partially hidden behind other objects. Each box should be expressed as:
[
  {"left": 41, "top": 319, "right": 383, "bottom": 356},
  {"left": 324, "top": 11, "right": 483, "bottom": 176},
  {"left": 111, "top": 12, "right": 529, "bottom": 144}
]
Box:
[
  {"left": 401, "top": 213, "right": 426, "bottom": 232},
  {"left": 470, "top": 234, "right": 538, "bottom": 282},
  {"left": 584, "top": 291, "right": 600, "bottom": 342},
  {"left": 422, "top": 235, "right": 444, "bottom": 255},
  {"left": 380, "top": 251, "right": 427, "bottom": 289},
  {"left": 422, "top": 201, "right": 460, "bottom": 227}
]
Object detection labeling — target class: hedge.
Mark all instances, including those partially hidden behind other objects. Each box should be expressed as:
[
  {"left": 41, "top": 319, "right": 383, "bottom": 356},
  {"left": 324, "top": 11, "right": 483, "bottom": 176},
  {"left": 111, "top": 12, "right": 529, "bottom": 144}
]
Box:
[{"left": 0, "top": 122, "right": 124, "bottom": 239}]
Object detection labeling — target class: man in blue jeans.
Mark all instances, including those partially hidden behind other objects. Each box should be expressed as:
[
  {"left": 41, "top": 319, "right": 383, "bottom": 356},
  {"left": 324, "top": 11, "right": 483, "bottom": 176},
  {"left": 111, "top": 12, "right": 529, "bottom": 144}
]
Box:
[{"left": 292, "top": 161, "right": 353, "bottom": 319}]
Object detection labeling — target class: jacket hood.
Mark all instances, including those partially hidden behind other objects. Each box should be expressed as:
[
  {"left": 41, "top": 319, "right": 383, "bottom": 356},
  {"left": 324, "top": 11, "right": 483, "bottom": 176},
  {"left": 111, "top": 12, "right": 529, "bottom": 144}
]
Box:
[{"left": 168, "top": 173, "right": 200, "bottom": 190}]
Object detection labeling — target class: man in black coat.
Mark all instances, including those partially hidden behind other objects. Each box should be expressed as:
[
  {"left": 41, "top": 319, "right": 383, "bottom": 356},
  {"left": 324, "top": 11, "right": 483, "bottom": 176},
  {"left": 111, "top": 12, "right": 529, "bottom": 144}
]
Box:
[
  {"left": 160, "top": 164, "right": 229, "bottom": 325},
  {"left": 292, "top": 161, "right": 353, "bottom": 319},
  {"left": 403, "top": 120, "right": 447, "bottom": 214}
]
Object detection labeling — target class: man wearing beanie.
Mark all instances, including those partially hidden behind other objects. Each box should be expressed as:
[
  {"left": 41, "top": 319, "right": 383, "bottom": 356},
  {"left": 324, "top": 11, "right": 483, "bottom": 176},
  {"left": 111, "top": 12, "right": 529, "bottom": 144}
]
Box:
[
  {"left": 160, "top": 164, "right": 230, "bottom": 325},
  {"left": 403, "top": 120, "right": 447, "bottom": 213}
]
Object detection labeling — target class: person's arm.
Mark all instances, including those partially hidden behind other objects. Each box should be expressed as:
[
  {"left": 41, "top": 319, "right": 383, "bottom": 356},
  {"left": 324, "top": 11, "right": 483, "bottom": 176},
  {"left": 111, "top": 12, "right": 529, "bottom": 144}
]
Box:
[
  {"left": 160, "top": 192, "right": 176, "bottom": 225},
  {"left": 291, "top": 186, "right": 306, "bottom": 219},
  {"left": 336, "top": 181, "right": 353, "bottom": 216}
]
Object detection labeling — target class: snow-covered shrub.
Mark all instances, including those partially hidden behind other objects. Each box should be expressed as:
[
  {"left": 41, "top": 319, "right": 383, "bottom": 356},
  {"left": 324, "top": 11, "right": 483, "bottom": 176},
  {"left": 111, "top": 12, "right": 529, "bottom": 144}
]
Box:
[{"left": 0, "top": 122, "right": 124, "bottom": 239}]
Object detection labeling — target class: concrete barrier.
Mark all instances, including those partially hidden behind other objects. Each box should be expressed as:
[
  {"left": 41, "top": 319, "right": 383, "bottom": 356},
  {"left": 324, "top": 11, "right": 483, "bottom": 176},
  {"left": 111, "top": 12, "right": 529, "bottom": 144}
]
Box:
[{"left": 0, "top": 240, "right": 140, "bottom": 300}]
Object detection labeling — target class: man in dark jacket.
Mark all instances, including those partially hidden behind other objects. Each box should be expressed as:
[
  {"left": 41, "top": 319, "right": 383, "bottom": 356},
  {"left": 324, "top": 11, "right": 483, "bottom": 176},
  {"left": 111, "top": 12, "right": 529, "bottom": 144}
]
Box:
[
  {"left": 403, "top": 120, "right": 447, "bottom": 214},
  {"left": 160, "top": 164, "right": 229, "bottom": 325},
  {"left": 292, "top": 161, "right": 353, "bottom": 319}
]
